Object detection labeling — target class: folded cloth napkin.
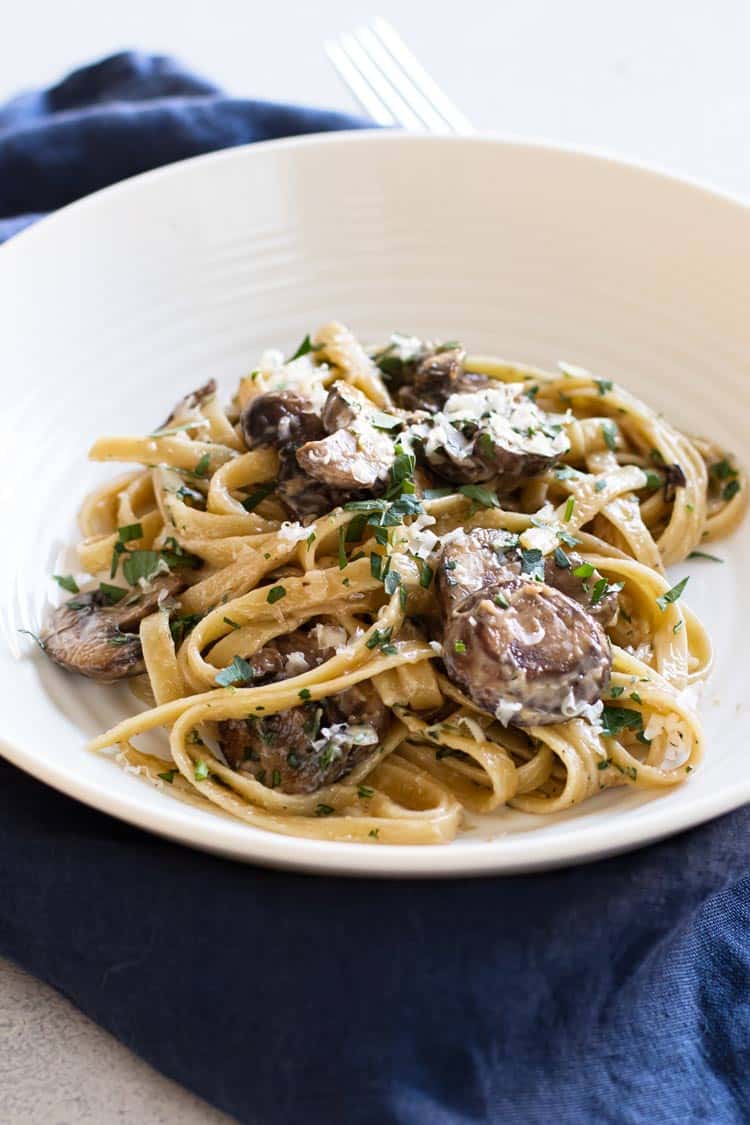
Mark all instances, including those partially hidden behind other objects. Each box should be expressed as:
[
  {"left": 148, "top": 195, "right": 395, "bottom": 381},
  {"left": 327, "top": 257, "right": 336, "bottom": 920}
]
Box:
[{"left": 2, "top": 53, "right": 750, "bottom": 1125}]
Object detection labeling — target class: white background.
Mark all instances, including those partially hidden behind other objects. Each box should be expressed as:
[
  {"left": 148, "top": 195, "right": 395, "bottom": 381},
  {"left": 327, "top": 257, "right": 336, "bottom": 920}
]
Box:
[{"left": 1, "top": 2, "right": 749, "bottom": 1121}]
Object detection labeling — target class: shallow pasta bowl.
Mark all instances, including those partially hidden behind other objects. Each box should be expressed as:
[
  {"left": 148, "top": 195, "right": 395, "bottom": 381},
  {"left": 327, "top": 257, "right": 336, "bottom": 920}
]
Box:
[{"left": 1, "top": 131, "right": 749, "bottom": 876}]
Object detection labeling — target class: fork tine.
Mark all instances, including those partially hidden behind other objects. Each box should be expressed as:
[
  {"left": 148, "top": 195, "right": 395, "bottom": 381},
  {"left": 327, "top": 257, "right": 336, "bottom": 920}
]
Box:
[
  {"left": 334, "top": 32, "right": 425, "bottom": 130},
  {"left": 372, "top": 17, "right": 476, "bottom": 135},
  {"left": 324, "top": 40, "right": 396, "bottom": 126},
  {"left": 354, "top": 25, "right": 452, "bottom": 132}
]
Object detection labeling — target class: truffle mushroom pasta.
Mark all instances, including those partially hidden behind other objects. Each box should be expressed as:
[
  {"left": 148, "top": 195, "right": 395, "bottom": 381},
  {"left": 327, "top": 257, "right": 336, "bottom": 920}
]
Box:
[{"left": 38, "top": 323, "right": 746, "bottom": 844}]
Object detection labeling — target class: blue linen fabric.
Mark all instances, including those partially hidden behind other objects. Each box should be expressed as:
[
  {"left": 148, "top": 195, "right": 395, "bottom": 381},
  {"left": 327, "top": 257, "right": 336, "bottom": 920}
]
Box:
[{"left": 1, "top": 52, "right": 750, "bottom": 1125}]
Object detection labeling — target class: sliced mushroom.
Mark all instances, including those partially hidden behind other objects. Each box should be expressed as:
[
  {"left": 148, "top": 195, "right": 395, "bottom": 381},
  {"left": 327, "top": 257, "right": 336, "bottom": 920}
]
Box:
[
  {"left": 296, "top": 422, "right": 394, "bottom": 492},
  {"left": 295, "top": 381, "right": 396, "bottom": 493},
  {"left": 397, "top": 348, "right": 489, "bottom": 413},
  {"left": 442, "top": 579, "right": 611, "bottom": 726},
  {"left": 42, "top": 574, "right": 185, "bottom": 682},
  {"left": 241, "top": 390, "right": 325, "bottom": 450},
  {"left": 159, "top": 379, "right": 217, "bottom": 429},
  {"left": 217, "top": 624, "right": 389, "bottom": 793},
  {"left": 411, "top": 383, "right": 570, "bottom": 486},
  {"left": 438, "top": 528, "right": 619, "bottom": 627}
]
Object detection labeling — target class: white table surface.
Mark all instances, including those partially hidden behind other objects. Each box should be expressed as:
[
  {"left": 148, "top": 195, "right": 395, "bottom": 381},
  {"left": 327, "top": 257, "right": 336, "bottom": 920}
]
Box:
[{"left": 1, "top": 2, "right": 749, "bottom": 1121}]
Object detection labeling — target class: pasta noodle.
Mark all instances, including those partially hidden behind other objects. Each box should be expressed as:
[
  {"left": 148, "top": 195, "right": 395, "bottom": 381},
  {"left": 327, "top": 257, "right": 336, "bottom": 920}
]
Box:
[{"left": 42, "top": 324, "right": 745, "bottom": 845}]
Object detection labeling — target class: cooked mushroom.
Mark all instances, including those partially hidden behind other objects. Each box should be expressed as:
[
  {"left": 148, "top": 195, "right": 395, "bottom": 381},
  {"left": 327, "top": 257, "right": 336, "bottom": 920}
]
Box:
[
  {"left": 159, "top": 379, "right": 217, "bottom": 430},
  {"left": 217, "top": 624, "right": 389, "bottom": 793},
  {"left": 372, "top": 338, "right": 488, "bottom": 413},
  {"left": 42, "top": 574, "right": 185, "bottom": 682},
  {"left": 241, "top": 390, "right": 325, "bottom": 450},
  {"left": 295, "top": 382, "right": 396, "bottom": 493},
  {"left": 396, "top": 348, "right": 489, "bottom": 413},
  {"left": 442, "top": 579, "right": 611, "bottom": 726},
  {"left": 410, "top": 383, "right": 570, "bottom": 486},
  {"left": 296, "top": 422, "right": 394, "bottom": 492},
  {"left": 438, "top": 528, "right": 619, "bottom": 627}
]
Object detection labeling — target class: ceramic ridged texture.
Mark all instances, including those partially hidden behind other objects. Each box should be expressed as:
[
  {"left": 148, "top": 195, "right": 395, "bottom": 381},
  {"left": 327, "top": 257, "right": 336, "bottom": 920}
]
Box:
[{"left": 0, "top": 133, "right": 748, "bottom": 876}]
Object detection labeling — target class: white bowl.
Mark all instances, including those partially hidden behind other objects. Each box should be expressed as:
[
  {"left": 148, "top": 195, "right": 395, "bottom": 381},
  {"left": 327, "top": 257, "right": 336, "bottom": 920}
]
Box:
[{"left": 1, "top": 131, "right": 749, "bottom": 876}]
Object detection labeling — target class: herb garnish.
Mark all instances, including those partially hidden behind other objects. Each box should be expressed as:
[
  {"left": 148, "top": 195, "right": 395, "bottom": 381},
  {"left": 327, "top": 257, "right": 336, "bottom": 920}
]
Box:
[
  {"left": 688, "top": 551, "right": 723, "bottom": 563},
  {"left": 656, "top": 576, "right": 689, "bottom": 612},
  {"left": 521, "top": 548, "right": 545, "bottom": 581},
  {"left": 267, "top": 585, "right": 286, "bottom": 604},
  {"left": 315, "top": 803, "right": 335, "bottom": 817},
  {"left": 459, "top": 484, "right": 500, "bottom": 509},
  {"left": 601, "top": 706, "right": 643, "bottom": 737},
  {"left": 453, "top": 640, "right": 467, "bottom": 654},
  {"left": 194, "top": 760, "right": 209, "bottom": 781},
  {"left": 554, "top": 547, "right": 571, "bottom": 569},
  {"left": 215, "top": 655, "right": 254, "bottom": 687},
  {"left": 99, "top": 582, "right": 128, "bottom": 604},
  {"left": 241, "top": 483, "right": 274, "bottom": 512},
  {"left": 288, "top": 334, "right": 314, "bottom": 361},
  {"left": 158, "top": 769, "right": 177, "bottom": 784},
  {"left": 169, "top": 612, "right": 202, "bottom": 645},
  {"left": 601, "top": 420, "right": 618, "bottom": 452},
  {"left": 595, "top": 378, "right": 613, "bottom": 395},
  {"left": 53, "top": 574, "right": 79, "bottom": 594},
  {"left": 563, "top": 496, "right": 575, "bottom": 522}
]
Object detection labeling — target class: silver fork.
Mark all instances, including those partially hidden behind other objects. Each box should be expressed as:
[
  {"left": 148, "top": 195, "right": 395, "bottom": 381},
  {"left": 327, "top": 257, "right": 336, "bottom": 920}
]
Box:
[{"left": 325, "top": 17, "right": 474, "bottom": 135}]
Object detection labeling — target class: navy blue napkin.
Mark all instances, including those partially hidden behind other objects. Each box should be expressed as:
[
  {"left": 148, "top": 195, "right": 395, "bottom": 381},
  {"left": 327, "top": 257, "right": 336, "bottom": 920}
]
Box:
[{"left": 2, "top": 53, "right": 750, "bottom": 1125}]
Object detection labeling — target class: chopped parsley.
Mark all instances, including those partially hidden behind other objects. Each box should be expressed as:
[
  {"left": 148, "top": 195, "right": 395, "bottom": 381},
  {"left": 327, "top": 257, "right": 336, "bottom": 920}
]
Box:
[
  {"left": 711, "top": 458, "right": 737, "bottom": 481},
  {"left": 656, "top": 576, "right": 689, "bottom": 612},
  {"left": 609, "top": 685, "right": 625, "bottom": 698},
  {"left": 241, "top": 483, "right": 274, "bottom": 512},
  {"left": 271, "top": 770, "right": 282, "bottom": 789},
  {"left": 643, "top": 469, "right": 663, "bottom": 490},
  {"left": 419, "top": 561, "right": 434, "bottom": 589},
  {"left": 459, "top": 484, "right": 500, "bottom": 509},
  {"left": 298, "top": 688, "right": 311, "bottom": 700},
  {"left": 554, "top": 465, "right": 578, "bottom": 481},
  {"left": 99, "top": 582, "right": 129, "bottom": 604},
  {"left": 601, "top": 420, "right": 618, "bottom": 452},
  {"left": 366, "top": 626, "right": 393, "bottom": 650},
  {"left": 266, "top": 585, "right": 286, "bottom": 604},
  {"left": 194, "top": 760, "right": 209, "bottom": 781},
  {"left": 591, "top": 577, "right": 609, "bottom": 605},
  {"left": 563, "top": 496, "right": 575, "bottom": 522},
  {"left": 315, "top": 803, "right": 335, "bottom": 817},
  {"left": 688, "top": 550, "right": 723, "bottom": 563},
  {"left": 169, "top": 612, "right": 202, "bottom": 645},
  {"left": 158, "top": 769, "right": 177, "bottom": 784},
  {"left": 122, "top": 550, "right": 161, "bottom": 586},
  {"left": 520, "top": 548, "right": 545, "bottom": 581},
  {"left": 494, "top": 591, "right": 510, "bottom": 608},
  {"left": 573, "top": 562, "right": 595, "bottom": 578},
  {"left": 554, "top": 547, "right": 571, "bottom": 569},
  {"left": 723, "top": 479, "right": 741, "bottom": 502},
  {"left": 288, "top": 334, "right": 314, "bottom": 361},
  {"left": 601, "top": 706, "right": 643, "bottom": 737},
  {"left": 215, "top": 655, "right": 254, "bottom": 687},
  {"left": 194, "top": 452, "right": 211, "bottom": 478},
  {"left": 368, "top": 828, "right": 380, "bottom": 839},
  {"left": 370, "top": 553, "right": 383, "bottom": 581},
  {"left": 595, "top": 378, "right": 613, "bottom": 395},
  {"left": 223, "top": 616, "right": 241, "bottom": 630},
  {"left": 338, "top": 526, "right": 348, "bottom": 569},
  {"left": 358, "top": 785, "right": 374, "bottom": 799},
  {"left": 453, "top": 640, "right": 467, "bottom": 654},
  {"left": 384, "top": 569, "right": 401, "bottom": 596},
  {"left": 53, "top": 574, "right": 79, "bottom": 594}
]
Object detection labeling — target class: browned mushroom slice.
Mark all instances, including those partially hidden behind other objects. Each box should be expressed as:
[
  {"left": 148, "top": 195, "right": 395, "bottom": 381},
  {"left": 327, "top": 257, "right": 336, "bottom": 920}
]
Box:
[
  {"left": 217, "top": 625, "right": 389, "bottom": 794},
  {"left": 241, "top": 390, "right": 325, "bottom": 450},
  {"left": 413, "top": 383, "right": 569, "bottom": 486},
  {"left": 442, "top": 579, "right": 611, "bottom": 727},
  {"left": 158, "top": 379, "right": 217, "bottom": 430},
  {"left": 396, "top": 348, "right": 489, "bottom": 413},
  {"left": 437, "top": 528, "right": 619, "bottom": 627},
  {"left": 296, "top": 422, "right": 394, "bottom": 492},
  {"left": 42, "top": 574, "right": 185, "bottom": 682}
]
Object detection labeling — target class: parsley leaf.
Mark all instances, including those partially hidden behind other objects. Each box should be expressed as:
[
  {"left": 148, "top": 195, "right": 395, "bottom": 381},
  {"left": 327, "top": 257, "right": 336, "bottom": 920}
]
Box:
[
  {"left": 656, "top": 576, "right": 689, "bottom": 612},
  {"left": 601, "top": 420, "right": 618, "bottom": 451},
  {"left": 158, "top": 769, "right": 177, "bottom": 784},
  {"left": 266, "top": 586, "right": 286, "bottom": 604},
  {"left": 99, "top": 582, "right": 128, "bottom": 605},
  {"left": 288, "top": 334, "right": 314, "bottom": 361},
  {"left": 241, "top": 483, "right": 274, "bottom": 512},
  {"left": 194, "top": 760, "right": 210, "bottom": 781},
  {"left": 215, "top": 655, "right": 254, "bottom": 687},
  {"left": 521, "top": 548, "right": 545, "bottom": 581},
  {"left": 688, "top": 550, "right": 723, "bottom": 563},
  {"left": 564, "top": 496, "right": 575, "bottom": 522},
  {"left": 554, "top": 547, "right": 571, "bottom": 569},
  {"left": 595, "top": 378, "right": 613, "bottom": 395},
  {"left": 601, "top": 706, "right": 643, "bottom": 737},
  {"left": 53, "top": 574, "right": 79, "bottom": 594},
  {"left": 459, "top": 484, "right": 500, "bottom": 509}
]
